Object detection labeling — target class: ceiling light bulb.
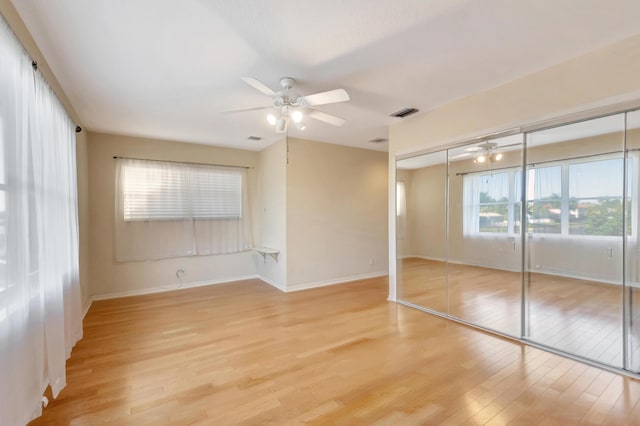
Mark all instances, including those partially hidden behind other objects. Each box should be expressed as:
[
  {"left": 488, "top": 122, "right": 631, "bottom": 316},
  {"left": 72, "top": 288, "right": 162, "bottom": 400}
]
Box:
[
  {"left": 495, "top": 153, "right": 503, "bottom": 161},
  {"left": 267, "top": 114, "right": 276, "bottom": 126},
  {"left": 477, "top": 155, "right": 486, "bottom": 163},
  {"left": 296, "top": 121, "right": 306, "bottom": 131},
  {"left": 292, "top": 110, "right": 303, "bottom": 123}
]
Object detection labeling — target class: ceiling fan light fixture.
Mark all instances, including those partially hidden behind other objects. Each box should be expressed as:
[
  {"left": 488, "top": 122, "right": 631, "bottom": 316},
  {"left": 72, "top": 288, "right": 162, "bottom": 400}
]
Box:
[
  {"left": 494, "top": 153, "right": 503, "bottom": 161},
  {"left": 291, "top": 110, "right": 304, "bottom": 123},
  {"left": 477, "top": 155, "right": 486, "bottom": 163},
  {"left": 276, "top": 118, "right": 286, "bottom": 133},
  {"left": 267, "top": 114, "right": 277, "bottom": 126},
  {"left": 296, "top": 121, "right": 306, "bottom": 131}
]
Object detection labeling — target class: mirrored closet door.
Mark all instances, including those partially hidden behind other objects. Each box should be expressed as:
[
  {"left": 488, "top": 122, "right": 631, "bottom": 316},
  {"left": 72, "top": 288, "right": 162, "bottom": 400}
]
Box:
[
  {"left": 447, "top": 135, "right": 524, "bottom": 337},
  {"left": 524, "top": 114, "right": 625, "bottom": 367},
  {"left": 626, "top": 109, "right": 640, "bottom": 373},
  {"left": 396, "top": 106, "right": 640, "bottom": 374}
]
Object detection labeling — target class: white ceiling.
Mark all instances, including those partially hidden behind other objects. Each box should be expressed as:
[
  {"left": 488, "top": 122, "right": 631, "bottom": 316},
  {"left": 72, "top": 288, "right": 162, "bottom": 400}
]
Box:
[{"left": 10, "top": 0, "right": 640, "bottom": 152}]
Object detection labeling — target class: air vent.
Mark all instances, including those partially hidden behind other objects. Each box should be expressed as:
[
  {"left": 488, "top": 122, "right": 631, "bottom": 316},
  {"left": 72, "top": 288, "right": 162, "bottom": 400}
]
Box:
[
  {"left": 368, "top": 138, "right": 388, "bottom": 144},
  {"left": 390, "top": 107, "right": 419, "bottom": 118},
  {"left": 248, "top": 136, "right": 262, "bottom": 141}
]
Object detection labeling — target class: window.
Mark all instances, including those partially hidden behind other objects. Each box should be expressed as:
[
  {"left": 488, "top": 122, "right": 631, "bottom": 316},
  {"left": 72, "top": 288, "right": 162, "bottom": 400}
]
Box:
[
  {"left": 115, "top": 158, "right": 252, "bottom": 261},
  {"left": 463, "top": 156, "right": 632, "bottom": 237},
  {"left": 121, "top": 160, "right": 243, "bottom": 221}
]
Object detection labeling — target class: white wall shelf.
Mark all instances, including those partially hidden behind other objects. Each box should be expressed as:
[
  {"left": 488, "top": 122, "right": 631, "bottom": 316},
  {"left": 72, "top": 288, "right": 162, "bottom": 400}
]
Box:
[{"left": 253, "top": 247, "right": 280, "bottom": 263}]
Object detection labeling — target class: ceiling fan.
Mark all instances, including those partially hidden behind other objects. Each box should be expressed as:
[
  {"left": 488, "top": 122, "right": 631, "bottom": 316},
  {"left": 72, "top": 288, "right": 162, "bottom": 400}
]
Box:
[{"left": 225, "top": 77, "right": 350, "bottom": 133}]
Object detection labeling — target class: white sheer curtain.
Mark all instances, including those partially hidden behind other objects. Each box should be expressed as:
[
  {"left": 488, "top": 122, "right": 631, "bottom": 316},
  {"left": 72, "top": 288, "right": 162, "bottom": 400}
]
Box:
[
  {"left": 115, "top": 158, "right": 252, "bottom": 261},
  {"left": 396, "top": 181, "right": 406, "bottom": 240},
  {"left": 0, "top": 16, "right": 81, "bottom": 425},
  {"left": 463, "top": 174, "right": 481, "bottom": 234}
]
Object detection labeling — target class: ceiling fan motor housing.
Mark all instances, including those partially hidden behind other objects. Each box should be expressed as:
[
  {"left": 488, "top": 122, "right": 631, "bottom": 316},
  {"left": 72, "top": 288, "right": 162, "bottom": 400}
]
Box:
[{"left": 280, "top": 77, "right": 295, "bottom": 90}]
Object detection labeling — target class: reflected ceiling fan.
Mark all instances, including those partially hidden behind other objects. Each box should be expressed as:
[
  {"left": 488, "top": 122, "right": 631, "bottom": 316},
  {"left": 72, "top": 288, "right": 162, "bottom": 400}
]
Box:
[
  {"left": 225, "top": 77, "right": 350, "bottom": 133},
  {"left": 450, "top": 141, "right": 519, "bottom": 163}
]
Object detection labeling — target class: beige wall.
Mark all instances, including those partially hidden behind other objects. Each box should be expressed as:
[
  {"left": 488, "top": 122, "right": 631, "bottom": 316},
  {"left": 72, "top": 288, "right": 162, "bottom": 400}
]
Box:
[
  {"left": 75, "top": 131, "right": 91, "bottom": 309},
  {"left": 405, "top": 164, "right": 447, "bottom": 260},
  {"left": 390, "top": 34, "right": 640, "bottom": 156},
  {"left": 286, "top": 138, "right": 388, "bottom": 289},
  {"left": 1, "top": 1, "right": 91, "bottom": 309},
  {"left": 87, "top": 132, "right": 261, "bottom": 296},
  {"left": 257, "top": 139, "right": 287, "bottom": 289}
]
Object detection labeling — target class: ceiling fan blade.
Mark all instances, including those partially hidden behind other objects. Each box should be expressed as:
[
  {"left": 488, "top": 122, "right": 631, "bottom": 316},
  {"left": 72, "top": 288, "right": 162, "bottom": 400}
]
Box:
[
  {"left": 300, "top": 88, "right": 350, "bottom": 106},
  {"left": 241, "top": 77, "right": 275, "bottom": 96},
  {"left": 464, "top": 146, "right": 482, "bottom": 152},
  {"left": 220, "top": 105, "right": 272, "bottom": 114},
  {"left": 308, "top": 110, "right": 346, "bottom": 127}
]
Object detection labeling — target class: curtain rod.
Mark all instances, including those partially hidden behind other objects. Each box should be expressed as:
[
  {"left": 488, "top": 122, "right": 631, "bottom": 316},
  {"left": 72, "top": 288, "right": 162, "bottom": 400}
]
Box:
[
  {"left": 113, "top": 156, "right": 252, "bottom": 169},
  {"left": 455, "top": 149, "right": 637, "bottom": 176}
]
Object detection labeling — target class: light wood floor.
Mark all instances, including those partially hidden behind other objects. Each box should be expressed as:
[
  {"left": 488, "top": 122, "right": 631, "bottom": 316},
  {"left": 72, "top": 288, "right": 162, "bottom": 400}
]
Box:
[
  {"left": 398, "top": 257, "right": 640, "bottom": 370},
  {"left": 31, "top": 277, "right": 640, "bottom": 425}
]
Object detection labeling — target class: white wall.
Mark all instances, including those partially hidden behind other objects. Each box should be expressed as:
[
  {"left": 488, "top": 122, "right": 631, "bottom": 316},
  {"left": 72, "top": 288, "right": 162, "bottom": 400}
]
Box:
[
  {"left": 286, "top": 138, "right": 388, "bottom": 290},
  {"left": 256, "top": 139, "right": 287, "bottom": 289},
  {"left": 87, "top": 132, "right": 261, "bottom": 297}
]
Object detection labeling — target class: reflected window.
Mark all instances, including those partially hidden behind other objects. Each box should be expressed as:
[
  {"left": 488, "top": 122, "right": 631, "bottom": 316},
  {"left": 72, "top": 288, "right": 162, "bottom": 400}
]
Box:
[
  {"left": 526, "top": 157, "right": 630, "bottom": 237},
  {"left": 527, "top": 166, "right": 562, "bottom": 234},
  {"left": 569, "top": 159, "right": 629, "bottom": 236},
  {"left": 463, "top": 170, "right": 520, "bottom": 234},
  {"left": 463, "top": 157, "right": 632, "bottom": 237},
  {"left": 396, "top": 181, "right": 406, "bottom": 239}
]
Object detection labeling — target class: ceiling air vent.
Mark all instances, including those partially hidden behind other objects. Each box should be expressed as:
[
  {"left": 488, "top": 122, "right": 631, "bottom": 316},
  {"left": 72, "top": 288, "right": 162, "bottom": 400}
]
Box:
[
  {"left": 390, "top": 107, "right": 419, "bottom": 118},
  {"left": 248, "top": 136, "right": 262, "bottom": 141},
  {"left": 368, "top": 138, "right": 388, "bottom": 144}
]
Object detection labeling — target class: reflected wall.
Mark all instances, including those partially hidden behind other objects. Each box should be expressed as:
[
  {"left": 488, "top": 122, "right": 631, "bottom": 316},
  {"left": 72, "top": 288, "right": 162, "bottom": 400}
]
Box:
[{"left": 396, "top": 151, "right": 447, "bottom": 313}]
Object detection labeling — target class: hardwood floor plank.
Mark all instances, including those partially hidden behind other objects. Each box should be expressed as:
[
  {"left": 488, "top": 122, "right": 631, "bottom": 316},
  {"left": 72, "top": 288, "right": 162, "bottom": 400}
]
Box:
[{"left": 29, "top": 277, "right": 640, "bottom": 425}]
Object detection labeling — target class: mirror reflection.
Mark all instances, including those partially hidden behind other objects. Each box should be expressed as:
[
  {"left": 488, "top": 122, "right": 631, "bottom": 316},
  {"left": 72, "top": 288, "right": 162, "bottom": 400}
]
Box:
[
  {"left": 447, "top": 134, "right": 524, "bottom": 336},
  {"left": 396, "top": 151, "right": 447, "bottom": 313},
  {"left": 396, "top": 108, "right": 640, "bottom": 372}
]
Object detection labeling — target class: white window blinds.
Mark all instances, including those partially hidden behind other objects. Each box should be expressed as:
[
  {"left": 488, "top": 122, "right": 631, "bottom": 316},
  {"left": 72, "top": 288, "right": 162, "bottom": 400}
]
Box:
[
  {"left": 121, "top": 160, "right": 243, "bottom": 221},
  {"left": 115, "top": 158, "right": 252, "bottom": 261}
]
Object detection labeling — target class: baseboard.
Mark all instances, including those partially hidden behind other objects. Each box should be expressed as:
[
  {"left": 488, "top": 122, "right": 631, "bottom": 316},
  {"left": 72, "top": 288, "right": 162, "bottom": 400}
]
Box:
[
  {"left": 286, "top": 271, "right": 388, "bottom": 292},
  {"left": 421, "top": 257, "right": 626, "bottom": 286},
  {"left": 87, "top": 271, "right": 389, "bottom": 302},
  {"left": 82, "top": 299, "right": 92, "bottom": 319},
  {"left": 257, "top": 275, "right": 286, "bottom": 291},
  {"left": 91, "top": 274, "right": 261, "bottom": 301},
  {"left": 402, "top": 255, "right": 446, "bottom": 262}
]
